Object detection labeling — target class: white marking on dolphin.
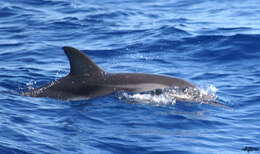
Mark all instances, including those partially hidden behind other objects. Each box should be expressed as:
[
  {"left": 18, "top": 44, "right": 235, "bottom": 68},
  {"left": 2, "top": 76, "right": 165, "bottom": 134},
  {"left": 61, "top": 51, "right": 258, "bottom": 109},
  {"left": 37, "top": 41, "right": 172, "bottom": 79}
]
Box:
[{"left": 22, "top": 46, "right": 224, "bottom": 107}]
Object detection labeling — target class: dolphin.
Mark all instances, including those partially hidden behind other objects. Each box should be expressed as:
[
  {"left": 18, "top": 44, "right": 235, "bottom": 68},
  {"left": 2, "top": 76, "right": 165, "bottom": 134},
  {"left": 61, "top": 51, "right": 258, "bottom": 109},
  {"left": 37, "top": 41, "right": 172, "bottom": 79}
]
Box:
[{"left": 22, "top": 46, "right": 220, "bottom": 105}]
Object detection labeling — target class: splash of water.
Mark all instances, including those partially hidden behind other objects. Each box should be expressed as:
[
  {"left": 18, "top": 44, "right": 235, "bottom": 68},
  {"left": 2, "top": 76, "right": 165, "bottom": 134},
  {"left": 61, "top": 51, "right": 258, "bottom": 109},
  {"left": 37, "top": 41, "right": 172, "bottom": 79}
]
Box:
[
  {"left": 26, "top": 80, "right": 37, "bottom": 90},
  {"left": 118, "top": 85, "right": 219, "bottom": 106}
]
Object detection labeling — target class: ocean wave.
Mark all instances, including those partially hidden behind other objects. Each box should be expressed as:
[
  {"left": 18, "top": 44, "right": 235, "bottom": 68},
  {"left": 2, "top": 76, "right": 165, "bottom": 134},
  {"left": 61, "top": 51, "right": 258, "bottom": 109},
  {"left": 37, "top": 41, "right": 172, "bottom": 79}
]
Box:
[{"left": 1, "top": 0, "right": 260, "bottom": 153}]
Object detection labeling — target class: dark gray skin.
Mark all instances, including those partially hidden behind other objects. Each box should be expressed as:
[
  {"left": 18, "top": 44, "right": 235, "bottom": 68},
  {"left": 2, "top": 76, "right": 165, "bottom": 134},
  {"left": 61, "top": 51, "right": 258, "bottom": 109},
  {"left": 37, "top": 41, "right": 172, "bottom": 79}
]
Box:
[{"left": 22, "top": 46, "right": 195, "bottom": 100}]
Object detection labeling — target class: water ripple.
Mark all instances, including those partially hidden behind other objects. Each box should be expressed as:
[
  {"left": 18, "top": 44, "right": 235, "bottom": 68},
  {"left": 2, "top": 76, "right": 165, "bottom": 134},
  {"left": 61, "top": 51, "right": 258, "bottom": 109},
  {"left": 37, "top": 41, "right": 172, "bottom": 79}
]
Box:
[{"left": 1, "top": 0, "right": 260, "bottom": 153}]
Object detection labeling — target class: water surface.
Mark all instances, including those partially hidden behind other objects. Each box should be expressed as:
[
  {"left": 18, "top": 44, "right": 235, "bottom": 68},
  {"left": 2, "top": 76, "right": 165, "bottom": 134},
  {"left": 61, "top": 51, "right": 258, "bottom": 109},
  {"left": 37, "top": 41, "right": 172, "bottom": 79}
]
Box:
[{"left": 1, "top": 0, "right": 260, "bottom": 153}]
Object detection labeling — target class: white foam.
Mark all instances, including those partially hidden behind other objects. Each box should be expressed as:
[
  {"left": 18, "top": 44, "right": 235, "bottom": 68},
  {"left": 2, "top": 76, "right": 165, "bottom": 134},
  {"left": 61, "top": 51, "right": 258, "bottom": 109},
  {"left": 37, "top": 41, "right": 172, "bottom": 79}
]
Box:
[{"left": 118, "top": 85, "right": 218, "bottom": 106}]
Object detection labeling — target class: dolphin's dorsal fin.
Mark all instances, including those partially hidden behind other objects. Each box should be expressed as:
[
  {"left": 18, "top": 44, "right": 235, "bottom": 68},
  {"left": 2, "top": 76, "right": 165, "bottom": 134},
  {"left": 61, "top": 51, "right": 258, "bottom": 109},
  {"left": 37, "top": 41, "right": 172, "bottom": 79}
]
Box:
[{"left": 63, "top": 46, "right": 105, "bottom": 76}]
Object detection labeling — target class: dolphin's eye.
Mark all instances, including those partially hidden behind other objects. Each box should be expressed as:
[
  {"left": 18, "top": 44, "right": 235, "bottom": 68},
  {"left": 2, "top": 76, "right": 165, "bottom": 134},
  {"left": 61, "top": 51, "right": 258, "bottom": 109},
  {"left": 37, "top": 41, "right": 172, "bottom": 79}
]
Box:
[{"left": 154, "top": 89, "right": 163, "bottom": 95}]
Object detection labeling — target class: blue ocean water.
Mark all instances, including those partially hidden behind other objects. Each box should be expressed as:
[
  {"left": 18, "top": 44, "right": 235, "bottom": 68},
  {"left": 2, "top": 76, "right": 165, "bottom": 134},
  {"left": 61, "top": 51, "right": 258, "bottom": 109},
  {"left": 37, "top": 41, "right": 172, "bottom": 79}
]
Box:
[{"left": 1, "top": 0, "right": 260, "bottom": 153}]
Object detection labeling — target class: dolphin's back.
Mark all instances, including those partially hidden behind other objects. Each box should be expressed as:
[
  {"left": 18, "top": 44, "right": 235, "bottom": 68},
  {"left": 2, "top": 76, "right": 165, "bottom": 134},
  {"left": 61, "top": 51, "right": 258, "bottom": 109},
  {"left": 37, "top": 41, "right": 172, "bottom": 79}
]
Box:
[{"left": 105, "top": 73, "right": 195, "bottom": 92}]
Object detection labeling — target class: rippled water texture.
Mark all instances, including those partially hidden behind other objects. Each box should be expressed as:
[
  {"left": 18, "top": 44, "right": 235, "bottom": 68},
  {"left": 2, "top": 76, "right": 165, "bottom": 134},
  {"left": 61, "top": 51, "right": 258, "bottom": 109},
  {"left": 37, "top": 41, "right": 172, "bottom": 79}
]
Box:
[{"left": 1, "top": 0, "right": 260, "bottom": 153}]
